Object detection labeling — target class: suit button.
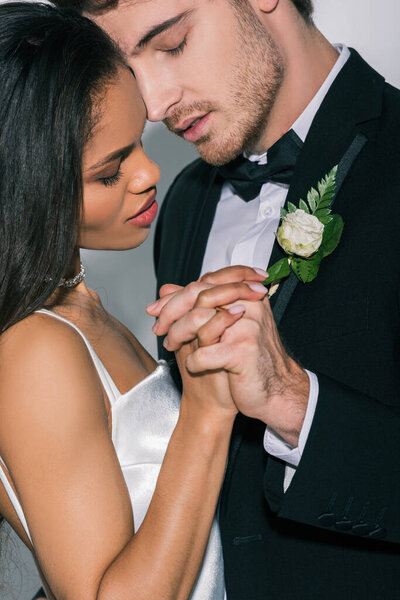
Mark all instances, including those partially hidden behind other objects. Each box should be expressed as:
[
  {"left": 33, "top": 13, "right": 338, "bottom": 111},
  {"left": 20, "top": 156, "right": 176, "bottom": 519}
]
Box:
[
  {"left": 318, "top": 512, "right": 336, "bottom": 526},
  {"left": 352, "top": 520, "right": 371, "bottom": 536},
  {"left": 368, "top": 526, "right": 387, "bottom": 540},
  {"left": 335, "top": 517, "right": 353, "bottom": 531}
]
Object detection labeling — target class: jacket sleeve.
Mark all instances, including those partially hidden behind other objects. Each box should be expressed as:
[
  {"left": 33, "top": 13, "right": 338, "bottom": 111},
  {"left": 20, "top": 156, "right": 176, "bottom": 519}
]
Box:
[{"left": 264, "top": 372, "right": 400, "bottom": 545}]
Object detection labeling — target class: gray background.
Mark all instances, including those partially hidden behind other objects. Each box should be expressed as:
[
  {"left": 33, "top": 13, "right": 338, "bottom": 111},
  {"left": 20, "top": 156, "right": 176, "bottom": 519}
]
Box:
[{"left": 1, "top": 0, "right": 400, "bottom": 597}]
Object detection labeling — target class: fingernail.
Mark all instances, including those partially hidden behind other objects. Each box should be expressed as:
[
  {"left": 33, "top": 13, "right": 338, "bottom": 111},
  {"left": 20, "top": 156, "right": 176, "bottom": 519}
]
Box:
[
  {"left": 228, "top": 304, "right": 246, "bottom": 315},
  {"left": 146, "top": 301, "right": 158, "bottom": 312},
  {"left": 248, "top": 283, "right": 268, "bottom": 295},
  {"left": 163, "top": 337, "right": 169, "bottom": 349},
  {"left": 152, "top": 320, "right": 159, "bottom": 333},
  {"left": 254, "top": 268, "right": 268, "bottom": 279}
]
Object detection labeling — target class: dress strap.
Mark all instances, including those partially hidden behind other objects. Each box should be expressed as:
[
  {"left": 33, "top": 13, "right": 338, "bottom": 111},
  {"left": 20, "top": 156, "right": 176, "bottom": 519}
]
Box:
[
  {"left": 36, "top": 309, "right": 121, "bottom": 405},
  {"left": 0, "top": 456, "right": 33, "bottom": 545}
]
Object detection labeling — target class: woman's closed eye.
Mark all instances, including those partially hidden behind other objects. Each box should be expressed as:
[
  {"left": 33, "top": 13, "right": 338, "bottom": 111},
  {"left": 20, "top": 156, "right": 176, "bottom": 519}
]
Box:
[
  {"left": 99, "top": 167, "right": 124, "bottom": 187},
  {"left": 96, "top": 159, "right": 124, "bottom": 187}
]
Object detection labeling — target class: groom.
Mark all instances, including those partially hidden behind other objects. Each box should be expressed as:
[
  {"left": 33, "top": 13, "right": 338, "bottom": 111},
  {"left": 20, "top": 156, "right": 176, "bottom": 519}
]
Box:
[{"left": 48, "top": 0, "right": 400, "bottom": 598}]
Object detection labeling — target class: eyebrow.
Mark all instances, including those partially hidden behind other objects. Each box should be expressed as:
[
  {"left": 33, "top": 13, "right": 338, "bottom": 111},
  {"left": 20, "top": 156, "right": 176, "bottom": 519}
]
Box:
[
  {"left": 88, "top": 142, "right": 136, "bottom": 171},
  {"left": 132, "top": 10, "right": 193, "bottom": 55}
]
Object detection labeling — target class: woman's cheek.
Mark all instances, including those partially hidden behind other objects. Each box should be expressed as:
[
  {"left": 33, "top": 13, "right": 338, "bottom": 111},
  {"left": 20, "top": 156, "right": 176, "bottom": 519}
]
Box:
[{"left": 82, "top": 188, "right": 122, "bottom": 229}]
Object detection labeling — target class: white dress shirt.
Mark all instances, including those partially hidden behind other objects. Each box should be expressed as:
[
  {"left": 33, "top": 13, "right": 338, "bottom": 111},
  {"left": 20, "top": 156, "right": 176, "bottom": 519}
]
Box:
[{"left": 200, "top": 45, "right": 351, "bottom": 491}]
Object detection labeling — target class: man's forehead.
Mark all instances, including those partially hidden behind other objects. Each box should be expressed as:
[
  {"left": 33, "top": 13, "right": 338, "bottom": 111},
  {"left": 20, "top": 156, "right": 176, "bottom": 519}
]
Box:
[
  {"left": 98, "top": 0, "right": 190, "bottom": 22},
  {"left": 94, "top": 0, "right": 192, "bottom": 52}
]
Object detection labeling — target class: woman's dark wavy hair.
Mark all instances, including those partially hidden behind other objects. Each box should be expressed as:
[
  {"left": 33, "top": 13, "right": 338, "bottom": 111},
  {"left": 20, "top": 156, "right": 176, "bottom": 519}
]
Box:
[{"left": 0, "top": 2, "right": 125, "bottom": 334}]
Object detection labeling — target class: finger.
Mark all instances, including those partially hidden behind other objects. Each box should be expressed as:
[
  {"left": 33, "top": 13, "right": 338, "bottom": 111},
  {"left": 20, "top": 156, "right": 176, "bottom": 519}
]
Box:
[
  {"left": 200, "top": 265, "right": 268, "bottom": 285},
  {"left": 194, "top": 282, "right": 267, "bottom": 310},
  {"left": 164, "top": 305, "right": 246, "bottom": 351},
  {"left": 153, "top": 281, "right": 214, "bottom": 335},
  {"left": 185, "top": 342, "right": 235, "bottom": 374},
  {"left": 219, "top": 315, "right": 261, "bottom": 345},
  {"left": 197, "top": 306, "right": 246, "bottom": 347},
  {"left": 186, "top": 319, "right": 261, "bottom": 374},
  {"left": 164, "top": 307, "right": 216, "bottom": 351},
  {"left": 159, "top": 283, "right": 183, "bottom": 297},
  {"left": 146, "top": 290, "right": 179, "bottom": 316}
]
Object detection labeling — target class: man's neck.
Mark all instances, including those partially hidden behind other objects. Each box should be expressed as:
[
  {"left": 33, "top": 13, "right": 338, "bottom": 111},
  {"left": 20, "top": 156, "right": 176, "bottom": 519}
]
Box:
[{"left": 253, "top": 28, "right": 339, "bottom": 153}]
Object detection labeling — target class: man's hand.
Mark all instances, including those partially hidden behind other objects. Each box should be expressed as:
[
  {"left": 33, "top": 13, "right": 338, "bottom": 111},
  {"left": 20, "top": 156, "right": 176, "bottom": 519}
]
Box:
[
  {"left": 185, "top": 292, "right": 309, "bottom": 448},
  {"left": 149, "top": 266, "right": 309, "bottom": 448}
]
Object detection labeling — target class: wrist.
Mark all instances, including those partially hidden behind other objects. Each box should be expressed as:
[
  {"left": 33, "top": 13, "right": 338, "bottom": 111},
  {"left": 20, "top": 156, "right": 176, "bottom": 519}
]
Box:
[
  {"left": 259, "top": 366, "right": 309, "bottom": 448},
  {"left": 179, "top": 393, "right": 236, "bottom": 437}
]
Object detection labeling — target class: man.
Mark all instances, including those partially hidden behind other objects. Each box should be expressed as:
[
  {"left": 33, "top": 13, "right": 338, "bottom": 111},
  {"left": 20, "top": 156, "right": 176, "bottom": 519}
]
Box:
[{"left": 47, "top": 0, "right": 400, "bottom": 598}]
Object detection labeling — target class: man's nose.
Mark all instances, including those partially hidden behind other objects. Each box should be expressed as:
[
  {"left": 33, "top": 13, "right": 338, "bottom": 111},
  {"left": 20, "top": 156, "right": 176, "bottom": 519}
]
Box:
[{"left": 134, "top": 67, "right": 182, "bottom": 122}]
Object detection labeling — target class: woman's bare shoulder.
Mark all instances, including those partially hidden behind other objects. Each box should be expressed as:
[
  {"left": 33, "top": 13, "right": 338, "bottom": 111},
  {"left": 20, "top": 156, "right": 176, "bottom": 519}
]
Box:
[
  {"left": 1, "top": 311, "right": 92, "bottom": 372},
  {"left": 0, "top": 312, "right": 105, "bottom": 425}
]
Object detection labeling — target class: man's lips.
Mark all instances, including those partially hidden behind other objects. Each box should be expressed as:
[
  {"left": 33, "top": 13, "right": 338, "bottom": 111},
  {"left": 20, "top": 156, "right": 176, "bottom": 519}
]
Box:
[
  {"left": 182, "top": 113, "right": 211, "bottom": 143},
  {"left": 174, "top": 112, "right": 210, "bottom": 134}
]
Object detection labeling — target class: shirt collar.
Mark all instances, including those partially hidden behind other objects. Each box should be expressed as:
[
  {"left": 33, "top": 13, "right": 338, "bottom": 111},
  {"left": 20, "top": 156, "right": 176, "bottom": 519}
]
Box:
[{"left": 247, "top": 44, "right": 351, "bottom": 164}]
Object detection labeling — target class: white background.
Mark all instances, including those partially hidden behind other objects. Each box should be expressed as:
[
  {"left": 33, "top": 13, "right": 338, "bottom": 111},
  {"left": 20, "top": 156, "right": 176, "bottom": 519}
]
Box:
[{"left": 1, "top": 1, "right": 400, "bottom": 598}]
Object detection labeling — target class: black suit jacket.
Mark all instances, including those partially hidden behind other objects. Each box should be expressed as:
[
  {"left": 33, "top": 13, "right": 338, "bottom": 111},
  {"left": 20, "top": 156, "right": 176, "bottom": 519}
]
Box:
[{"left": 154, "top": 50, "right": 400, "bottom": 599}]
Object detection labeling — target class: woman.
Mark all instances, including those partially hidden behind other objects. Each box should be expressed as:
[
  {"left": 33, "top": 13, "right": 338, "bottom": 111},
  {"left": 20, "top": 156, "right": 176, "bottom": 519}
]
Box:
[{"left": 0, "top": 3, "right": 267, "bottom": 599}]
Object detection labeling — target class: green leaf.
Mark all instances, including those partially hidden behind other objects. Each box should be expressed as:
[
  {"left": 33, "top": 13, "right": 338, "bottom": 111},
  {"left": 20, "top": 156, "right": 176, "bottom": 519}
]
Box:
[
  {"left": 287, "top": 201, "right": 297, "bottom": 213},
  {"left": 319, "top": 191, "right": 335, "bottom": 201},
  {"left": 307, "top": 187, "right": 319, "bottom": 213},
  {"left": 264, "top": 257, "right": 291, "bottom": 285},
  {"left": 317, "top": 166, "right": 338, "bottom": 209},
  {"left": 317, "top": 196, "right": 335, "bottom": 210},
  {"left": 307, "top": 192, "right": 317, "bottom": 213},
  {"left": 317, "top": 178, "right": 329, "bottom": 198},
  {"left": 291, "top": 255, "right": 322, "bottom": 283},
  {"left": 314, "top": 208, "right": 332, "bottom": 220},
  {"left": 319, "top": 164, "right": 338, "bottom": 191},
  {"left": 319, "top": 214, "right": 344, "bottom": 258},
  {"left": 317, "top": 215, "right": 334, "bottom": 225},
  {"left": 280, "top": 207, "right": 288, "bottom": 218},
  {"left": 299, "top": 199, "right": 310, "bottom": 213}
]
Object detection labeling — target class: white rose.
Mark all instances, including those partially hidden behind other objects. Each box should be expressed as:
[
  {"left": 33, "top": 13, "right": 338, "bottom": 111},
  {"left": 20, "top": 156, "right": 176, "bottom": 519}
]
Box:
[{"left": 277, "top": 209, "right": 324, "bottom": 258}]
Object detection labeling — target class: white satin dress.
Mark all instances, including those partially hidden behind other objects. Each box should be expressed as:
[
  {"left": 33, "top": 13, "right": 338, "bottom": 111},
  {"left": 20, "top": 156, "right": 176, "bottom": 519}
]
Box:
[{"left": 0, "top": 309, "right": 226, "bottom": 599}]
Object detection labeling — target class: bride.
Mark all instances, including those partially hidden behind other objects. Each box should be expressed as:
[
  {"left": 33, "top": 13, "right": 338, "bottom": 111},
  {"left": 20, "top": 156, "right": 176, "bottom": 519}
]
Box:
[{"left": 0, "top": 3, "right": 266, "bottom": 599}]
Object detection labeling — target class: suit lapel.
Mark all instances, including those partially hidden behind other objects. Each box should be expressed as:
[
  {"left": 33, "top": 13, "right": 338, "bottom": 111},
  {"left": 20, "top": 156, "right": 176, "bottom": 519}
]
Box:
[
  {"left": 272, "top": 131, "right": 368, "bottom": 326},
  {"left": 269, "top": 49, "right": 384, "bottom": 325}
]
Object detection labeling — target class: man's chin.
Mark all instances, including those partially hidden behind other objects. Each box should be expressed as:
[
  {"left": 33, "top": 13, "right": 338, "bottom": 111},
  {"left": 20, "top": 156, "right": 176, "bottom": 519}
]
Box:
[{"left": 194, "top": 136, "right": 243, "bottom": 166}]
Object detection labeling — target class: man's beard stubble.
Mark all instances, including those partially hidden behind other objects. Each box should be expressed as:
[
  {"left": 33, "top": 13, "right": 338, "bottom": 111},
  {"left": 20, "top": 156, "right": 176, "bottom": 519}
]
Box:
[{"left": 164, "top": 2, "right": 284, "bottom": 166}]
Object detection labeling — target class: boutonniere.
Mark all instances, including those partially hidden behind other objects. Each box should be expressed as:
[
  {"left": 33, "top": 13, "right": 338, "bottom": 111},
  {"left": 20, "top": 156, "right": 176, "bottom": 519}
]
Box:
[{"left": 264, "top": 166, "right": 344, "bottom": 298}]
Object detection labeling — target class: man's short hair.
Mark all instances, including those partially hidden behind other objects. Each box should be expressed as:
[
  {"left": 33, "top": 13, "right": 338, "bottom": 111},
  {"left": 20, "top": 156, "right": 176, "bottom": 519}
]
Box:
[
  {"left": 291, "top": 0, "right": 314, "bottom": 22},
  {"left": 53, "top": 0, "right": 314, "bottom": 22}
]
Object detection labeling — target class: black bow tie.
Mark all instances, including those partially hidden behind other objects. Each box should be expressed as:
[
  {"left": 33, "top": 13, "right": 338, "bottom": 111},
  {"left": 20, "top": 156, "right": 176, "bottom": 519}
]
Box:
[{"left": 218, "top": 129, "right": 304, "bottom": 202}]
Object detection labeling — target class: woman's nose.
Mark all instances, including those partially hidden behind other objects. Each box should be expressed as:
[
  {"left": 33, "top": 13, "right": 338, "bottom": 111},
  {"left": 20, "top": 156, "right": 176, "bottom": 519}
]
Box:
[{"left": 130, "top": 147, "right": 161, "bottom": 193}]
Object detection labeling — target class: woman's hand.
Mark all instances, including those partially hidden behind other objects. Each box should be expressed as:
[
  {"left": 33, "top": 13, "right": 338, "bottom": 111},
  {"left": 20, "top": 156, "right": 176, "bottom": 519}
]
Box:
[
  {"left": 175, "top": 308, "right": 246, "bottom": 424},
  {"left": 146, "top": 265, "right": 268, "bottom": 343},
  {"left": 147, "top": 266, "right": 269, "bottom": 424}
]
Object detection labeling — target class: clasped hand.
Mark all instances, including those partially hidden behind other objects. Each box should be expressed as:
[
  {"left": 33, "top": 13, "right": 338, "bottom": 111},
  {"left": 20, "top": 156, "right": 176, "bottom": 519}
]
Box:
[{"left": 147, "top": 266, "right": 309, "bottom": 447}]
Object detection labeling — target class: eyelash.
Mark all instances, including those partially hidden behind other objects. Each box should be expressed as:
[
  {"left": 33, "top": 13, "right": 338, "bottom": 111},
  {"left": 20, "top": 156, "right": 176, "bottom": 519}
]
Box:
[
  {"left": 99, "top": 167, "right": 123, "bottom": 187},
  {"left": 165, "top": 36, "right": 187, "bottom": 57}
]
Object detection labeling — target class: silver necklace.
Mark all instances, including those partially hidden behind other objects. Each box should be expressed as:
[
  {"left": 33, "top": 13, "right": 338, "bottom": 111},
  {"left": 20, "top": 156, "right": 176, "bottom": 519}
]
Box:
[{"left": 57, "top": 262, "right": 86, "bottom": 288}]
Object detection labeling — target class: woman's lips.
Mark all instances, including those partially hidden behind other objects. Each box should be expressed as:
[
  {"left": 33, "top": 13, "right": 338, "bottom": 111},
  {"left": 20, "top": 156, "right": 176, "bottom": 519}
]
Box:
[{"left": 126, "top": 191, "right": 158, "bottom": 227}]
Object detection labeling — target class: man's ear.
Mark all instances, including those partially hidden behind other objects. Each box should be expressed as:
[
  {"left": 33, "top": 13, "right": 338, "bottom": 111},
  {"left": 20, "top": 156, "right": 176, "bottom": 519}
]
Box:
[{"left": 255, "top": 0, "right": 280, "bottom": 14}]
